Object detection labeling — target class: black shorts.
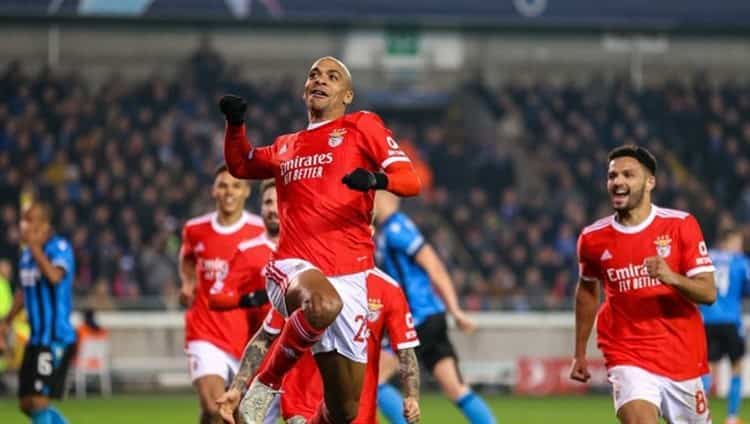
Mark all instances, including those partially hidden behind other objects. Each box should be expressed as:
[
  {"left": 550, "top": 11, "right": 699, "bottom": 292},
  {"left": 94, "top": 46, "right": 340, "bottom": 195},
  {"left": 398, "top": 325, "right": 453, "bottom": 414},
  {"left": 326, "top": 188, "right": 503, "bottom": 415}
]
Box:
[
  {"left": 705, "top": 323, "right": 746, "bottom": 363},
  {"left": 415, "top": 313, "right": 458, "bottom": 372},
  {"left": 19, "top": 343, "right": 76, "bottom": 399}
]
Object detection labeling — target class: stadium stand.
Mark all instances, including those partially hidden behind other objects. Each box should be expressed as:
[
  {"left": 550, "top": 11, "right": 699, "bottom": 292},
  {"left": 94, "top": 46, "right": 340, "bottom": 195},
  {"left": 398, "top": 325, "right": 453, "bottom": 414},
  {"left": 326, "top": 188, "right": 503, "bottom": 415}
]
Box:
[{"left": 1, "top": 48, "right": 749, "bottom": 311}]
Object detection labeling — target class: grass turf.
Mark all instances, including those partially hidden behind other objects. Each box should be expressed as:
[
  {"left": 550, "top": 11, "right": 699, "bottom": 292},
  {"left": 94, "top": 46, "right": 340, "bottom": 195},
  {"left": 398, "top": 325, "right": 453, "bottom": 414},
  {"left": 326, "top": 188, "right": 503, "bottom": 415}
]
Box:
[{"left": 0, "top": 393, "right": 745, "bottom": 423}]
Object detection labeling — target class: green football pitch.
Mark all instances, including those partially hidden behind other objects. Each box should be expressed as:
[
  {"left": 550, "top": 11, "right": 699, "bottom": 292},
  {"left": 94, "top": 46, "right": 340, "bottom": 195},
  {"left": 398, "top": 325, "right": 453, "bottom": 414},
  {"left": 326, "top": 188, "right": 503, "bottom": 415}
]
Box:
[{"left": 0, "top": 393, "right": 746, "bottom": 423}]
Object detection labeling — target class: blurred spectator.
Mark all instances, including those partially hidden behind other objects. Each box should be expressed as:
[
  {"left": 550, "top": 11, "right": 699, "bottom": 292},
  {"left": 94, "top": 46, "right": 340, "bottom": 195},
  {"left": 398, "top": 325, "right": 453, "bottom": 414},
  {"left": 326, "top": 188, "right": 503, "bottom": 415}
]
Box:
[{"left": 1, "top": 53, "right": 748, "bottom": 311}]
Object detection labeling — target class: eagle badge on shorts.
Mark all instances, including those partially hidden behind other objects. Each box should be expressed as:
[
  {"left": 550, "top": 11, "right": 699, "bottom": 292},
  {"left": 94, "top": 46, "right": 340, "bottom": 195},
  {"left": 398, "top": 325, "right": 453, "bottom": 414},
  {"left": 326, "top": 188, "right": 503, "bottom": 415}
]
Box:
[
  {"left": 328, "top": 128, "right": 347, "bottom": 147},
  {"left": 654, "top": 235, "right": 672, "bottom": 258}
]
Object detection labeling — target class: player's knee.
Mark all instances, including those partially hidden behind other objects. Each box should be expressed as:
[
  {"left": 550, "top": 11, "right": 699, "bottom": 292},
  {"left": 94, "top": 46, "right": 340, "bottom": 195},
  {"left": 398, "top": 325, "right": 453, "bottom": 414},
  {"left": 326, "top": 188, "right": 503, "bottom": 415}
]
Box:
[
  {"left": 18, "top": 398, "right": 32, "bottom": 416},
  {"left": 329, "top": 397, "right": 360, "bottom": 423},
  {"left": 19, "top": 396, "right": 47, "bottom": 416},
  {"left": 304, "top": 289, "right": 342, "bottom": 329}
]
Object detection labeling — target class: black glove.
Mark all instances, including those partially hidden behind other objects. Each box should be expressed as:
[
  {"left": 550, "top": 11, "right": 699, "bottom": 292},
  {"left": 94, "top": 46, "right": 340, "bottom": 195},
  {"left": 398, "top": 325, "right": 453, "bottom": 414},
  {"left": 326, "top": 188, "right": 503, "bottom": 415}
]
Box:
[
  {"left": 219, "top": 94, "right": 247, "bottom": 126},
  {"left": 342, "top": 168, "right": 388, "bottom": 191},
  {"left": 238, "top": 289, "right": 269, "bottom": 308}
]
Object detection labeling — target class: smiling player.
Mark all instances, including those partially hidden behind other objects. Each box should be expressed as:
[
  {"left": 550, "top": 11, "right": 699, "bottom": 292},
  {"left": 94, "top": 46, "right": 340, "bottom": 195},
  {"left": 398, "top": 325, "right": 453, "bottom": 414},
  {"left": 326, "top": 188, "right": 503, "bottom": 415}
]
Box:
[
  {"left": 570, "top": 145, "right": 716, "bottom": 424},
  {"left": 220, "top": 56, "right": 420, "bottom": 423}
]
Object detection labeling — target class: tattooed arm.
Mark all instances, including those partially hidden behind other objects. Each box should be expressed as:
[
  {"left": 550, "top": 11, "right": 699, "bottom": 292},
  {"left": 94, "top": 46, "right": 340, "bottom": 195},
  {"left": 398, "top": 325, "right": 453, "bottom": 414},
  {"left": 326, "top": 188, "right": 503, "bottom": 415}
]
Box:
[
  {"left": 398, "top": 348, "right": 421, "bottom": 423},
  {"left": 231, "top": 328, "right": 275, "bottom": 391},
  {"left": 217, "top": 327, "right": 277, "bottom": 423}
]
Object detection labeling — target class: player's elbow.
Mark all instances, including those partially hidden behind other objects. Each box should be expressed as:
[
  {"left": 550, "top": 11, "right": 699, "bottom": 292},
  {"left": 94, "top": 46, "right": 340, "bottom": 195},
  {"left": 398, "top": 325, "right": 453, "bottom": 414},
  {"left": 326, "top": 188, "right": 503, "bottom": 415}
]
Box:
[
  {"left": 701, "top": 285, "right": 717, "bottom": 305},
  {"left": 225, "top": 160, "right": 248, "bottom": 179},
  {"left": 48, "top": 271, "right": 65, "bottom": 285},
  {"left": 208, "top": 293, "right": 237, "bottom": 311},
  {"left": 394, "top": 174, "right": 421, "bottom": 197}
]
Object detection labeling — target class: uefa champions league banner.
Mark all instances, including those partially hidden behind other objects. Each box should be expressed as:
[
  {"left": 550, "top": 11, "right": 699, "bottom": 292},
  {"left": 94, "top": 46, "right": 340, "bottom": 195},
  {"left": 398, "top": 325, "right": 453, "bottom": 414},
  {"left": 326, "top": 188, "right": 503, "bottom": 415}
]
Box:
[{"left": 2, "top": 0, "right": 750, "bottom": 28}]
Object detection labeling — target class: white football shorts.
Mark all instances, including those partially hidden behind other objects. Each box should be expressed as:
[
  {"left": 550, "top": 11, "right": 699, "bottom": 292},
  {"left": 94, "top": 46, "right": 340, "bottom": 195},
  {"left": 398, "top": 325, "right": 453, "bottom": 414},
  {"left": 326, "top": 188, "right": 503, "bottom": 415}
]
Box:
[
  {"left": 185, "top": 340, "right": 239, "bottom": 383},
  {"left": 608, "top": 365, "right": 711, "bottom": 423},
  {"left": 264, "top": 258, "right": 368, "bottom": 363}
]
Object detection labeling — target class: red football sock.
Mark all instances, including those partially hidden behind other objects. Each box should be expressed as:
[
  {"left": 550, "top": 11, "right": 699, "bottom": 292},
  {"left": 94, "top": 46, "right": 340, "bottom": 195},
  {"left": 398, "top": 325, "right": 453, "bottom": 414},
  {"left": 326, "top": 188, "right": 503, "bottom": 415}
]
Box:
[
  {"left": 257, "top": 309, "right": 325, "bottom": 389},
  {"left": 308, "top": 403, "right": 334, "bottom": 424}
]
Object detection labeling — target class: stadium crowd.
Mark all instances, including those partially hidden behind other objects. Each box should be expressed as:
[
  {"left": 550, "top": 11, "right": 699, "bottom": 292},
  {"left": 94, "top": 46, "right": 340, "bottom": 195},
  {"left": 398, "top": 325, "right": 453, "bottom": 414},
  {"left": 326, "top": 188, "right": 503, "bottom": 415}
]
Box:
[{"left": 1, "top": 46, "right": 749, "bottom": 311}]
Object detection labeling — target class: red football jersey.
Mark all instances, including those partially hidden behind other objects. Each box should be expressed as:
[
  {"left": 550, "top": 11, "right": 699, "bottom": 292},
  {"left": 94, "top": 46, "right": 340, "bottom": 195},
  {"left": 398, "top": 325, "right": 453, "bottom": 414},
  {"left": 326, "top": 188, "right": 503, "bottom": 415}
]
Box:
[
  {"left": 355, "top": 268, "right": 420, "bottom": 424},
  {"left": 228, "top": 111, "right": 413, "bottom": 276},
  {"left": 262, "top": 309, "right": 323, "bottom": 420},
  {"left": 180, "top": 211, "right": 264, "bottom": 358},
  {"left": 209, "top": 233, "right": 276, "bottom": 340},
  {"left": 577, "top": 205, "right": 715, "bottom": 380}
]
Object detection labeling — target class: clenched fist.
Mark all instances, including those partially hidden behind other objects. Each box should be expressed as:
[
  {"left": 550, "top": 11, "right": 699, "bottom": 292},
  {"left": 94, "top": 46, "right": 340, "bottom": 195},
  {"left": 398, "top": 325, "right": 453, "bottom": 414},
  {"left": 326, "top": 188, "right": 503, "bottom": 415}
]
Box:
[
  {"left": 643, "top": 255, "right": 676, "bottom": 285},
  {"left": 219, "top": 95, "right": 247, "bottom": 126}
]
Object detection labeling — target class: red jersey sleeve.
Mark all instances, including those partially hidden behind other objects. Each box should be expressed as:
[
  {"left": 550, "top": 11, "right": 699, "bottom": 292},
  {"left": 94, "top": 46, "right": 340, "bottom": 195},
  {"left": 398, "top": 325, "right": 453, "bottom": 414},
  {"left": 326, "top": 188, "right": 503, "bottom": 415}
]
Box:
[
  {"left": 354, "top": 112, "right": 411, "bottom": 170},
  {"left": 577, "top": 233, "right": 600, "bottom": 282},
  {"left": 678, "top": 214, "right": 715, "bottom": 277},
  {"left": 179, "top": 225, "right": 194, "bottom": 259},
  {"left": 353, "top": 112, "right": 420, "bottom": 196},
  {"left": 385, "top": 286, "right": 420, "bottom": 351},
  {"left": 262, "top": 308, "right": 286, "bottom": 336},
  {"left": 224, "top": 124, "right": 277, "bottom": 179}
]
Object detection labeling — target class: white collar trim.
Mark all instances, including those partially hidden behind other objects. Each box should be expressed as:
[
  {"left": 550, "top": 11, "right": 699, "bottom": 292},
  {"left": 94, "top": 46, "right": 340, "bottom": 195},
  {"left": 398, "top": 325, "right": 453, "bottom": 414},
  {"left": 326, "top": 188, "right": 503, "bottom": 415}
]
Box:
[
  {"left": 611, "top": 204, "right": 657, "bottom": 234},
  {"left": 211, "top": 211, "right": 249, "bottom": 235},
  {"left": 307, "top": 120, "right": 332, "bottom": 130}
]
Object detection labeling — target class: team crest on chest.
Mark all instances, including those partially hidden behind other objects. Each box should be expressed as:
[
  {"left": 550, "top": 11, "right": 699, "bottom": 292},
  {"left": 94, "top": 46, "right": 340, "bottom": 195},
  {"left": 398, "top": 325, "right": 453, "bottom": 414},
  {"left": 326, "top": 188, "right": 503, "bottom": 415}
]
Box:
[
  {"left": 368, "top": 298, "right": 383, "bottom": 322},
  {"left": 654, "top": 235, "right": 672, "bottom": 258},
  {"left": 328, "top": 128, "right": 347, "bottom": 147}
]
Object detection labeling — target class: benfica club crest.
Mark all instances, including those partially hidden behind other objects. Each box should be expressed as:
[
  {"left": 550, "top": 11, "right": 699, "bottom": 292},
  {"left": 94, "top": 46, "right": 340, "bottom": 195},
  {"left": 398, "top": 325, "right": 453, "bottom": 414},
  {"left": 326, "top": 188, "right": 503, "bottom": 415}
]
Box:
[
  {"left": 654, "top": 235, "right": 672, "bottom": 258},
  {"left": 367, "top": 298, "right": 383, "bottom": 322},
  {"left": 328, "top": 128, "right": 347, "bottom": 147}
]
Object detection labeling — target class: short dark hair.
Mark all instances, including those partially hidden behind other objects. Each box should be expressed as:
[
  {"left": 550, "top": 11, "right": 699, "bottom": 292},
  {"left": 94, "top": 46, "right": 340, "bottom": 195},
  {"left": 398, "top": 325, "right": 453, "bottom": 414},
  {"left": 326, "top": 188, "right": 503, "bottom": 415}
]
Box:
[
  {"left": 719, "top": 227, "right": 742, "bottom": 243},
  {"left": 28, "top": 201, "right": 53, "bottom": 224},
  {"left": 214, "top": 164, "right": 229, "bottom": 177},
  {"left": 259, "top": 179, "right": 275, "bottom": 195},
  {"left": 608, "top": 145, "right": 657, "bottom": 175}
]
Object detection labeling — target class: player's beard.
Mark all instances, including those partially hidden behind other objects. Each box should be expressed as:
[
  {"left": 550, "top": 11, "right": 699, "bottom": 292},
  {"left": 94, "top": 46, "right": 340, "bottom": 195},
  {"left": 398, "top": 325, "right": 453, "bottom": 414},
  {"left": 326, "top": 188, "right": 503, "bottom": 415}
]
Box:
[
  {"left": 264, "top": 215, "right": 280, "bottom": 237},
  {"left": 612, "top": 181, "right": 646, "bottom": 213}
]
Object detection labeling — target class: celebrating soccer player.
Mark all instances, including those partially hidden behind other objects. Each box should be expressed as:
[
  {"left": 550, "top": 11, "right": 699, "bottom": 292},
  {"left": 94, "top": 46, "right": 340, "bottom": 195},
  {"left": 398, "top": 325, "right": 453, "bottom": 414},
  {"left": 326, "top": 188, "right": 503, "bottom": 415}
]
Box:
[
  {"left": 216, "top": 267, "right": 422, "bottom": 424},
  {"left": 699, "top": 227, "right": 750, "bottom": 424},
  {"left": 373, "top": 191, "right": 495, "bottom": 424},
  {"left": 570, "top": 145, "right": 717, "bottom": 424},
  {"left": 180, "top": 165, "right": 266, "bottom": 424},
  {"left": 220, "top": 56, "right": 420, "bottom": 423},
  {"left": 0, "top": 202, "right": 77, "bottom": 424}
]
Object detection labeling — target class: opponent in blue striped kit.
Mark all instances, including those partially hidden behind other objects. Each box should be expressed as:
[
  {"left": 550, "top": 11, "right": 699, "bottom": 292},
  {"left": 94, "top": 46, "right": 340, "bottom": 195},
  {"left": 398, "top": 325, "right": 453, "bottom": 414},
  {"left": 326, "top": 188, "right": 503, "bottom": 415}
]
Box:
[
  {"left": 700, "top": 228, "right": 750, "bottom": 424},
  {"left": 1, "top": 202, "right": 76, "bottom": 424},
  {"left": 374, "top": 191, "right": 496, "bottom": 424}
]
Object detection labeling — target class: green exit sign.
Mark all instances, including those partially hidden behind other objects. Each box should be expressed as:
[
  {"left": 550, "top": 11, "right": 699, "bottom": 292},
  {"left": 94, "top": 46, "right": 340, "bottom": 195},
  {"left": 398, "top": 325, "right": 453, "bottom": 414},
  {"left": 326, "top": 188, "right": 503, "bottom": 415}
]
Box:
[{"left": 386, "top": 30, "right": 420, "bottom": 56}]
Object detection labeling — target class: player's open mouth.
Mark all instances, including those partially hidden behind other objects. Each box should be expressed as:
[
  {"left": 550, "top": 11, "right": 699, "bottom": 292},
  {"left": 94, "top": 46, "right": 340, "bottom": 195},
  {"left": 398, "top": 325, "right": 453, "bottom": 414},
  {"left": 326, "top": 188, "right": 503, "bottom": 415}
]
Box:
[
  {"left": 310, "top": 89, "right": 328, "bottom": 98},
  {"left": 611, "top": 189, "right": 628, "bottom": 202}
]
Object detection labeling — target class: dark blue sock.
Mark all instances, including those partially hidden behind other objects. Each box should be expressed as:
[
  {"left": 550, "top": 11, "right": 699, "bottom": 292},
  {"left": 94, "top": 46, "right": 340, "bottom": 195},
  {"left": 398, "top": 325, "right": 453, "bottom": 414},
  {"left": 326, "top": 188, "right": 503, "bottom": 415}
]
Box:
[
  {"left": 31, "top": 407, "right": 67, "bottom": 424},
  {"left": 728, "top": 374, "right": 742, "bottom": 417},
  {"left": 377, "top": 383, "right": 407, "bottom": 424},
  {"left": 701, "top": 373, "right": 713, "bottom": 394},
  {"left": 456, "top": 390, "right": 496, "bottom": 424}
]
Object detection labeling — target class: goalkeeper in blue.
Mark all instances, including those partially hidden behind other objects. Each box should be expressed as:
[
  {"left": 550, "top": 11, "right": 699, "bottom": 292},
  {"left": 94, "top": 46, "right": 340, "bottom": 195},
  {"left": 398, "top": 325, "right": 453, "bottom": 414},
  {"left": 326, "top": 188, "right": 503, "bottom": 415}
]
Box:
[
  {"left": 373, "top": 191, "right": 496, "bottom": 424},
  {"left": 700, "top": 227, "right": 750, "bottom": 424}
]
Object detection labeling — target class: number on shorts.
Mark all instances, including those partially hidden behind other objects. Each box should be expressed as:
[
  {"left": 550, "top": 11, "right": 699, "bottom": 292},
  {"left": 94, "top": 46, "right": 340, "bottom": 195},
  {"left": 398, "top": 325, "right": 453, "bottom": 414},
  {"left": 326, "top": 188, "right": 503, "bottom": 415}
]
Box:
[
  {"left": 354, "top": 314, "right": 368, "bottom": 343},
  {"left": 37, "top": 352, "right": 53, "bottom": 376},
  {"left": 695, "top": 389, "right": 707, "bottom": 414}
]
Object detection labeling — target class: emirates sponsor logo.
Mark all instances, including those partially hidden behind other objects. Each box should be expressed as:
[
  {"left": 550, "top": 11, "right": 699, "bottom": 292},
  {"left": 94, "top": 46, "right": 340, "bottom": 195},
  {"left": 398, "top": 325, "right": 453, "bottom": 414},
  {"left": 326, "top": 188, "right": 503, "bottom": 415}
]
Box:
[
  {"left": 606, "top": 264, "right": 662, "bottom": 293},
  {"left": 280, "top": 153, "right": 334, "bottom": 185},
  {"left": 198, "top": 258, "right": 229, "bottom": 282}
]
